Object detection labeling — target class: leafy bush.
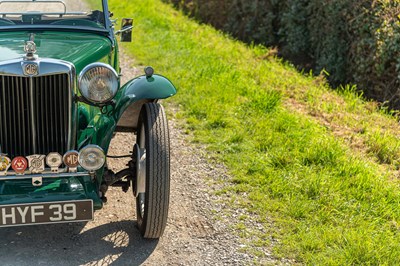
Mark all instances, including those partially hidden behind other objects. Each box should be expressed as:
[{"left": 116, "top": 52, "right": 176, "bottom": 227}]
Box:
[{"left": 164, "top": 0, "right": 400, "bottom": 108}]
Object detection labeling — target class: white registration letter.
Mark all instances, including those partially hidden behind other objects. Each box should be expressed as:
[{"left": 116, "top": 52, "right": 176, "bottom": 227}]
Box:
[
  {"left": 31, "top": 206, "right": 44, "bottom": 222},
  {"left": 17, "top": 207, "right": 29, "bottom": 223},
  {"left": 2, "top": 207, "right": 16, "bottom": 225}
]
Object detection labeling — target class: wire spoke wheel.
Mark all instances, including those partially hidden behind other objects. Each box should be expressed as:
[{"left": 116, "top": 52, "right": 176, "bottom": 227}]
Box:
[{"left": 135, "top": 102, "right": 170, "bottom": 238}]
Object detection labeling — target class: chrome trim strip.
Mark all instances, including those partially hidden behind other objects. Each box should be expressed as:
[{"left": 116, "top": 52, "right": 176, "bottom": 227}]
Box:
[
  {"left": 0, "top": 58, "right": 74, "bottom": 77},
  {"left": 68, "top": 64, "right": 77, "bottom": 150},
  {"left": 0, "top": 172, "right": 90, "bottom": 181},
  {"left": 29, "top": 77, "right": 36, "bottom": 153}
]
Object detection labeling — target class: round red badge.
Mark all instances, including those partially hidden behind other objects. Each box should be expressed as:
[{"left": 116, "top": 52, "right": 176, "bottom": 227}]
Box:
[{"left": 12, "top": 156, "right": 28, "bottom": 174}]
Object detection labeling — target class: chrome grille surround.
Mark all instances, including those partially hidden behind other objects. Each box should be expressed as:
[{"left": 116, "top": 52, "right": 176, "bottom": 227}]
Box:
[{"left": 0, "top": 58, "right": 76, "bottom": 158}]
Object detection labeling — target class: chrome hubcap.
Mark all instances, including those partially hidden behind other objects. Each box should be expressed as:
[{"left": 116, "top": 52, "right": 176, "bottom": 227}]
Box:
[{"left": 137, "top": 125, "right": 146, "bottom": 218}]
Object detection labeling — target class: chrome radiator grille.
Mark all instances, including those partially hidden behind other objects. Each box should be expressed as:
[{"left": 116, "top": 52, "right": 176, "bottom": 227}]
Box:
[{"left": 0, "top": 74, "right": 70, "bottom": 158}]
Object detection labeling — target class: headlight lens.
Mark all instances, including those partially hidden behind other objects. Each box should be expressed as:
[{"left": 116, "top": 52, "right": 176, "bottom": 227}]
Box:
[
  {"left": 78, "top": 63, "right": 118, "bottom": 104},
  {"left": 78, "top": 145, "right": 105, "bottom": 171}
]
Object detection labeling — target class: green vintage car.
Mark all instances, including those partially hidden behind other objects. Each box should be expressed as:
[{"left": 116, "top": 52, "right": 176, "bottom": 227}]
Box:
[{"left": 0, "top": 0, "right": 176, "bottom": 238}]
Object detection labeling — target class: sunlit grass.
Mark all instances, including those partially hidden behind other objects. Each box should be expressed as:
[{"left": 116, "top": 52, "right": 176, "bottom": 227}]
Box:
[{"left": 110, "top": 0, "right": 400, "bottom": 264}]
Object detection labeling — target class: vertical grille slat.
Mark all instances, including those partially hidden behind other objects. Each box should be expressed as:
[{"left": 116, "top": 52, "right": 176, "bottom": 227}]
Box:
[
  {"left": 0, "top": 74, "right": 70, "bottom": 158},
  {"left": 51, "top": 76, "right": 55, "bottom": 152},
  {"left": 0, "top": 77, "right": 3, "bottom": 149},
  {"left": 11, "top": 77, "right": 16, "bottom": 154},
  {"left": 59, "top": 75, "right": 66, "bottom": 150},
  {"left": 6, "top": 77, "right": 12, "bottom": 154},
  {"left": 0, "top": 76, "right": 5, "bottom": 153},
  {"left": 35, "top": 76, "right": 42, "bottom": 154},
  {"left": 24, "top": 77, "right": 31, "bottom": 155},
  {"left": 35, "top": 77, "right": 41, "bottom": 153},
  {"left": 17, "top": 77, "right": 25, "bottom": 155}
]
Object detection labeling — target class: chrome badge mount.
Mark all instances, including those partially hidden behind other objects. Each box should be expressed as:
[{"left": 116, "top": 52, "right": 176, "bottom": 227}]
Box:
[
  {"left": 24, "top": 33, "right": 38, "bottom": 60},
  {"left": 23, "top": 33, "right": 39, "bottom": 76}
]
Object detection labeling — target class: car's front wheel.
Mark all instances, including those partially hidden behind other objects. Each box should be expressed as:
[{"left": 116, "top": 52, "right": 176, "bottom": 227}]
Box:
[{"left": 135, "top": 102, "right": 170, "bottom": 238}]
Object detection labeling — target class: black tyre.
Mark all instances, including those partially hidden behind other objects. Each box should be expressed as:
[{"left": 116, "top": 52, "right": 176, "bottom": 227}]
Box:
[{"left": 135, "top": 102, "right": 170, "bottom": 238}]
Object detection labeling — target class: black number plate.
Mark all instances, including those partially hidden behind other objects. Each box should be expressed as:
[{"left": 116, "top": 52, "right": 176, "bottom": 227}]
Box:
[{"left": 0, "top": 200, "right": 93, "bottom": 227}]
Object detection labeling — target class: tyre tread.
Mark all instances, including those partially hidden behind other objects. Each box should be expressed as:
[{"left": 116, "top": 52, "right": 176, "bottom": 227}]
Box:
[{"left": 137, "top": 102, "right": 170, "bottom": 238}]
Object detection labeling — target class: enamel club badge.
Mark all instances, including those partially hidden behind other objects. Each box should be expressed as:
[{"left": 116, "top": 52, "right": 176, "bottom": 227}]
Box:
[
  {"left": 46, "top": 152, "right": 63, "bottom": 172},
  {"left": 0, "top": 155, "right": 11, "bottom": 175},
  {"left": 27, "top": 154, "right": 46, "bottom": 173},
  {"left": 63, "top": 150, "right": 79, "bottom": 172},
  {"left": 11, "top": 156, "right": 28, "bottom": 175}
]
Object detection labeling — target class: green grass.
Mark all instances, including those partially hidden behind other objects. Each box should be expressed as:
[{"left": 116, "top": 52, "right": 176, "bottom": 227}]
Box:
[{"left": 109, "top": 0, "right": 400, "bottom": 264}]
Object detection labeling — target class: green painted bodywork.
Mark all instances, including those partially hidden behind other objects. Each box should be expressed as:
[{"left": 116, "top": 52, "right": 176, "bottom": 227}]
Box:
[
  {"left": 114, "top": 74, "right": 177, "bottom": 121},
  {"left": 0, "top": 31, "right": 113, "bottom": 73},
  {"left": 0, "top": 29, "right": 176, "bottom": 211}
]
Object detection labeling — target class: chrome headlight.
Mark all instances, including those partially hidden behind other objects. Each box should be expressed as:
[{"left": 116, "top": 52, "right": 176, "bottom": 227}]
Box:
[
  {"left": 78, "top": 145, "right": 105, "bottom": 172},
  {"left": 78, "top": 63, "right": 118, "bottom": 104}
]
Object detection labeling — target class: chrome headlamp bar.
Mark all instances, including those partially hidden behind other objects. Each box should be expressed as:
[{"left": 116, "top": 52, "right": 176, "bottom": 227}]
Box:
[{"left": 0, "top": 171, "right": 90, "bottom": 181}]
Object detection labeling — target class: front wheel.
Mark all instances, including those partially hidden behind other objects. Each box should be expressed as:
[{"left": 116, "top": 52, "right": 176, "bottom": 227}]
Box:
[{"left": 135, "top": 102, "right": 170, "bottom": 238}]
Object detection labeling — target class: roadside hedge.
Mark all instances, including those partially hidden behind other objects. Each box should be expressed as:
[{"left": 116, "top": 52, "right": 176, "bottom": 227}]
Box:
[{"left": 165, "top": 0, "right": 400, "bottom": 108}]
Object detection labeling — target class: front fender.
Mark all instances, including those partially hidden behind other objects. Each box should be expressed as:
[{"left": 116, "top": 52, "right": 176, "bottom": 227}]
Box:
[{"left": 114, "top": 74, "right": 177, "bottom": 127}]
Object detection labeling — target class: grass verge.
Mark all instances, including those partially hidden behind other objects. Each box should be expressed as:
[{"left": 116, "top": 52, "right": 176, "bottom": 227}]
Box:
[{"left": 110, "top": 0, "right": 400, "bottom": 264}]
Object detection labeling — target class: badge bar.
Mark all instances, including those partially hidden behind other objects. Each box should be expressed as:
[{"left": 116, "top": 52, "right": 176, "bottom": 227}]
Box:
[{"left": 1, "top": 151, "right": 83, "bottom": 176}]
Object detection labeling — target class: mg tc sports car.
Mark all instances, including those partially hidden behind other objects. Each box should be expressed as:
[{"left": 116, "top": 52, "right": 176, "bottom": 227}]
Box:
[{"left": 0, "top": 0, "right": 176, "bottom": 238}]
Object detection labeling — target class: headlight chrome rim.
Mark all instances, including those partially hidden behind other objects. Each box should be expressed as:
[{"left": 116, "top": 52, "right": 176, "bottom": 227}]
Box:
[
  {"left": 78, "top": 145, "right": 106, "bottom": 172},
  {"left": 78, "top": 62, "right": 119, "bottom": 105}
]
